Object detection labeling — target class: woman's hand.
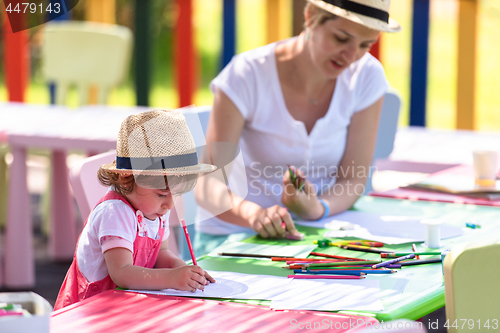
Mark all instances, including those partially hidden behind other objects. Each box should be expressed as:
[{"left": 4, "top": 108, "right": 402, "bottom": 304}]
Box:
[
  {"left": 281, "top": 166, "right": 325, "bottom": 220},
  {"left": 248, "top": 205, "right": 297, "bottom": 238}
]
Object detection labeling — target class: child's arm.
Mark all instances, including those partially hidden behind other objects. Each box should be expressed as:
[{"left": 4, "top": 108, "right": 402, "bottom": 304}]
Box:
[
  {"left": 104, "top": 247, "right": 208, "bottom": 291},
  {"left": 155, "top": 239, "right": 216, "bottom": 283},
  {"left": 155, "top": 239, "right": 187, "bottom": 269}
]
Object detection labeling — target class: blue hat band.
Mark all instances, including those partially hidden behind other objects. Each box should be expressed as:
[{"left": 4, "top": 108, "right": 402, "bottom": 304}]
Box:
[{"left": 116, "top": 153, "right": 198, "bottom": 171}]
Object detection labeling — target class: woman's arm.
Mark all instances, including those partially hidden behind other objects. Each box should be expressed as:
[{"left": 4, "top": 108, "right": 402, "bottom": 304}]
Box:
[
  {"left": 281, "top": 96, "right": 384, "bottom": 219},
  {"left": 195, "top": 88, "right": 297, "bottom": 238}
]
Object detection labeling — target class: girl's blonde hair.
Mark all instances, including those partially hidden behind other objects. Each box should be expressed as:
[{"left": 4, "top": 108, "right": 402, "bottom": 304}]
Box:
[
  {"left": 98, "top": 162, "right": 198, "bottom": 196},
  {"left": 304, "top": 2, "right": 339, "bottom": 30}
]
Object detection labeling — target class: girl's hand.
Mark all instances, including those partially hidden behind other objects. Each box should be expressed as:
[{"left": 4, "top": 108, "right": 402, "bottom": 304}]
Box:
[
  {"left": 170, "top": 265, "right": 208, "bottom": 292},
  {"left": 248, "top": 205, "right": 297, "bottom": 238},
  {"left": 204, "top": 270, "right": 216, "bottom": 284},
  {"left": 281, "top": 166, "right": 324, "bottom": 220}
]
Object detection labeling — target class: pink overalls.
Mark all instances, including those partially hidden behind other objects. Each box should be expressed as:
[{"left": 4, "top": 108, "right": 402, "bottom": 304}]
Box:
[{"left": 54, "top": 191, "right": 165, "bottom": 310}]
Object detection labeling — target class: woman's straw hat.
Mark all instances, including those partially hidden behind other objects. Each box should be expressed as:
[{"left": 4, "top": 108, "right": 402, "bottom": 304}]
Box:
[
  {"left": 307, "top": 0, "right": 400, "bottom": 33},
  {"left": 101, "top": 109, "right": 216, "bottom": 176}
]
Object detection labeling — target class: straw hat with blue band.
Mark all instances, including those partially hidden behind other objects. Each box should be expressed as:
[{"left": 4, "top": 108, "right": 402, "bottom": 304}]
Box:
[
  {"left": 101, "top": 109, "right": 217, "bottom": 176},
  {"left": 307, "top": 0, "right": 401, "bottom": 33}
]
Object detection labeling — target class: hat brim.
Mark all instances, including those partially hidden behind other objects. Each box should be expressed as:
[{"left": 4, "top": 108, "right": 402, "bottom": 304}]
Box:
[
  {"left": 100, "top": 162, "right": 217, "bottom": 176},
  {"left": 307, "top": 0, "right": 401, "bottom": 33}
]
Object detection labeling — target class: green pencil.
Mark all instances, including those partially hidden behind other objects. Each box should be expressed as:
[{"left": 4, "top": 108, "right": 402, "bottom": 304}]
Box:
[{"left": 287, "top": 164, "right": 305, "bottom": 192}]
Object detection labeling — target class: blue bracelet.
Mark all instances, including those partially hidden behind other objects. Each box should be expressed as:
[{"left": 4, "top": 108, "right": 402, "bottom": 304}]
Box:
[{"left": 318, "top": 198, "right": 330, "bottom": 220}]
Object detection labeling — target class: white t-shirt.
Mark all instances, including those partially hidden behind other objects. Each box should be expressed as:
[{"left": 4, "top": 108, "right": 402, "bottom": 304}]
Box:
[
  {"left": 196, "top": 38, "right": 389, "bottom": 235},
  {"left": 77, "top": 199, "right": 170, "bottom": 282}
]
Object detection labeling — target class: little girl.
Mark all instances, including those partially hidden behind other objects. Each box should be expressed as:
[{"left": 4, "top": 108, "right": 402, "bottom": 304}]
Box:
[{"left": 55, "top": 109, "right": 216, "bottom": 310}]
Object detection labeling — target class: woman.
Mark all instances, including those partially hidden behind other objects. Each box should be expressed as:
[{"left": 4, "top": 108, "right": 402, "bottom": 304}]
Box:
[{"left": 194, "top": 0, "right": 400, "bottom": 252}]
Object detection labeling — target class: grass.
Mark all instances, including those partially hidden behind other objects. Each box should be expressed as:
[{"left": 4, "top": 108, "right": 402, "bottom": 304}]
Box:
[{"left": 2, "top": 0, "right": 499, "bottom": 131}]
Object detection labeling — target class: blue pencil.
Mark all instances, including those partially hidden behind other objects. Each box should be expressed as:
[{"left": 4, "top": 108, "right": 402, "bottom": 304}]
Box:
[
  {"left": 293, "top": 269, "right": 364, "bottom": 276},
  {"left": 298, "top": 269, "right": 396, "bottom": 275}
]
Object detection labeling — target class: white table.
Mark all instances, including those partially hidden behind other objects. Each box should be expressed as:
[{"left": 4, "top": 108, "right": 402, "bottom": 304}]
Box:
[
  {"left": 1, "top": 102, "right": 147, "bottom": 288},
  {"left": 389, "top": 126, "right": 500, "bottom": 165}
]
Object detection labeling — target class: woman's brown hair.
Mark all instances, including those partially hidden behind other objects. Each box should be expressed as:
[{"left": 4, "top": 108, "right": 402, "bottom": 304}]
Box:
[{"left": 304, "top": 2, "right": 339, "bottom": 30}]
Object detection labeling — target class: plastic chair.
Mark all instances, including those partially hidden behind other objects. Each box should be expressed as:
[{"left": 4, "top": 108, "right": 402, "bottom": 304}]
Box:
[
  {"left": 69, "top": 150, "right": 180, "bottom": 255},
  {"left": 41, "top": 21, "right": 133, "bottom": 105},
  {"left": 365, "top": 90, "right": 402, "bottom": 193},
  {"left": 37, "top": 21, "right": 133, "bottom": 246},
  {"left": 443, "top": 232, "right": 500, "bottom": 333}
]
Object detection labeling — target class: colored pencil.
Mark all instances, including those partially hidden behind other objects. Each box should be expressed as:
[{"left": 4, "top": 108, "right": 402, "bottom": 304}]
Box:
[
  {"left": 341, "top": 245, "right": 392, "bottom": 254},
  {"left": 181, "top": 219, "right": 197, "bottom": 265},
  {"left": 294, "top": 269, "right": 364, "bottom": 276},
  {"left": 372, "top": 254, "right": 415, "bottom": 268},
  {"left": 287, "top": 164, "right": 305, "bottom": 192},
  {"left": 297, "top": 269, "right": 395, "bottom": 275},
  {"left": 288, "top": 275, "right": 365, "bottom": 280},
  {"left": 286, "top": 260, "right": 344, "bottom": 264},
  {"left": 320, "top": 264, "right": 402, "bottom": 269},
  {"left": 349, "top": 241, "right": 384, "bottom": 247},
  {"left": 304, "top": 260, "right": 381, "bottom": 267},
  {"left": 310, "top": 252, "right": 369, "bottom": 261},
  {"left": 218, "top": 253, "right": 291, "bottom": 259},
  {"left": 412, "top": 244, "right": 420, "bottom": 259},
  {"left": 381, "top": 252, "right": 441, "bottom": 258},
  {"left": 466, "top": 222, "right": 481, "bottom": 229},
  {"left": 273, "top": 257, "right": 342, "bottom": 262},
  {"left": 313, "top": 240, "right": 384, "bottom": 247},
  {"left": 400, "top": 258, "right": 442, "bottom": 266},
  {"left": 281, "top": 222, "right": 305, "bottom": 241},
  {"left": 307, "top": 266, "right": 394, "bottom": 271}
]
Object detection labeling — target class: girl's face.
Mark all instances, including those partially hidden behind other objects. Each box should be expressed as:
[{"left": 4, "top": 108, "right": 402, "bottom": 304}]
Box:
[
  {"left": 126, "top": 185, "right": 176, "bottom": 221},
  {"left": 308, "top": 16, "right": 380, "bottom": 78}
]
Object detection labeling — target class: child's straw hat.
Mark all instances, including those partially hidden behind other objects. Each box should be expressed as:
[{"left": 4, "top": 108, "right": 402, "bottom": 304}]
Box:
[
  {"left": 101, "top": 109, "right": 216, "bottom": 176},
  {"left": 307, "top": 0, "right": 400, "bottom": 33}
]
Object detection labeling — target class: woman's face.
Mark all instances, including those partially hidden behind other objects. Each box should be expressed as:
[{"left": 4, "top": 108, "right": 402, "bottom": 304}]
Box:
[{"left": 308, "top": 16, "right": 380, "bottom": 78}]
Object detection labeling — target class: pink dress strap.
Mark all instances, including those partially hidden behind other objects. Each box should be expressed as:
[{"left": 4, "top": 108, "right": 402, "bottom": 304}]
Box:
[{"left": 54, "top": 191, "right": 166, "bottom": 310}]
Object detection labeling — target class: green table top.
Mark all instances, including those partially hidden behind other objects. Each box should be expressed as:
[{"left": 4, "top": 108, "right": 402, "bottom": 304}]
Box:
[{"left": 197, "top": 196, "right": 500, "bottom": 321}]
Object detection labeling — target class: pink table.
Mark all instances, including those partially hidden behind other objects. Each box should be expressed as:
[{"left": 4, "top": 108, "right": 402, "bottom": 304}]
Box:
[
  {"left": 1, "top": 103, "right": 146, "bottom": 288},
  {"left": 51, "top": 290, "right": 378, "bottom": 332}
]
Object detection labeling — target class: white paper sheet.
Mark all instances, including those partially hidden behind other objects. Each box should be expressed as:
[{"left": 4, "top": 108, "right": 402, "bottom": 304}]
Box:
[
  {"left": 270, "top": 278, "right": 383, "bottom": 311},
  {"left": 368, "top": 270, "right": 414, "bottom": 303},
  {"left": 207, "top": 242, "right": 316, "bottom": 259},
  {"left": 129, "top": 270, "right": 384, "bottom": 311},
  {"left": 127, "top": 270, "right": 292, "bottom": 300},
  {"left": 296, "top": 211, "right": 464, "bottom": 244}
]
